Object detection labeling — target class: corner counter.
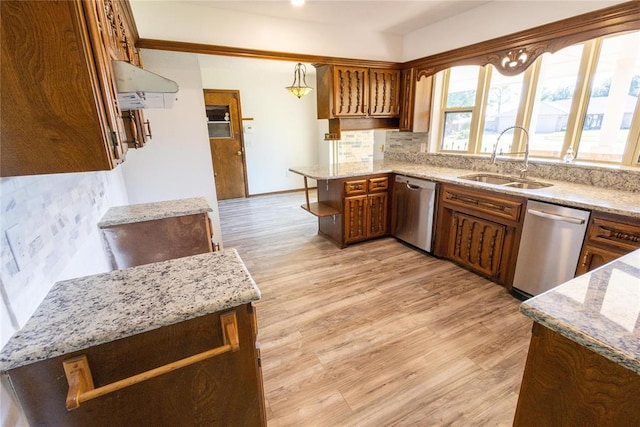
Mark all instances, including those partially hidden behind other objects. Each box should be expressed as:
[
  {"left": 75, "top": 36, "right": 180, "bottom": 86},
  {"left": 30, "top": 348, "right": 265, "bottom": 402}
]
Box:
[
  {"left": 513, "top": 249, "right": 640, "bottom": 425},
  {"left": 0, "top": 250, "right": 266, "bottom": 426}
]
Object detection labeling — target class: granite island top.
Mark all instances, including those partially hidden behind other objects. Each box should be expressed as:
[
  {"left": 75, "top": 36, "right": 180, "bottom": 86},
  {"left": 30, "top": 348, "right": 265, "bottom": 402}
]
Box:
[
  {"left": 98, "top": 197, "right": 212, "bottom": 227},
  {"left": 0, "top": 249, "right": 260, "bottom": 372},
  {"left": 521, "top": 249, "right": 640, "bottom": 375},
  {"left": 289, "top": 160, "right": 640, "bottom": 218}
]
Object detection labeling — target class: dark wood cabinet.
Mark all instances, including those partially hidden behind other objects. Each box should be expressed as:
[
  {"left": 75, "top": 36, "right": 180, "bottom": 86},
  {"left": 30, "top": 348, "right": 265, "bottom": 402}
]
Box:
[
  {"left": 0, "top": 0, "right": 148, "bottom": 176},
  {"left": 316, "top": 174, "right": 390, "bottom": 248},
  {"left": 399, "top": 68, "right": 433, "bottom": 133},
  {"left": 447, "top": 211, "right": 506, "bottom": 278},
  {"left": 576, "top": 212, "right": 640, "bottom": 275},
  {"left": 3, "top": 303, "right": 265, "bottom": 427},
  {"left": 434, "top": 184, "right": 525, "bottom": 289},
  {"left": 98, "top": 198, "right": 214, "bottom": 270},
  {"left": 316, "top": 65, "right": 400, "bottom": 119},
  {"left": 514, "top": 322, "right": 640, "bottom": 426}
]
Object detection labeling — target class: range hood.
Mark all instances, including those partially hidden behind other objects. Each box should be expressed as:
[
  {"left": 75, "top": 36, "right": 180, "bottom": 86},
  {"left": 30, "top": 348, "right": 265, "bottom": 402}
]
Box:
[{"left": 112, "top": 60, "right": 179, "bottom": 109}]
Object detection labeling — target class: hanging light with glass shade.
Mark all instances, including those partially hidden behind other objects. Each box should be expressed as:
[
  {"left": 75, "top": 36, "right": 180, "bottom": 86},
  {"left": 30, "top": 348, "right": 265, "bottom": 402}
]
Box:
[{"left": 285, "top": 63, "right": 313, "bottom": 99}]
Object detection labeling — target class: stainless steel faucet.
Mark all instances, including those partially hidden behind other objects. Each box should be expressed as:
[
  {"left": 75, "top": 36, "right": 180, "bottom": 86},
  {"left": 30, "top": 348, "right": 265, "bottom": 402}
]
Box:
[{"left": 490, "top": 125, "right": 530, "bottom": 178}]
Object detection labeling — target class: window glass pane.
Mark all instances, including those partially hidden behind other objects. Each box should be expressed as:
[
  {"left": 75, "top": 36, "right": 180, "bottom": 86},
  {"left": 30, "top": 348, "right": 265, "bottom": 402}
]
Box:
[
  {"left": 578, "top": 32, "right": 640, "bottom": 162},
  {"left": 528, "top": 44, "right": 584, "bottom": 158},
  {"left": 442, "top": 111, "right": 472, "bottom": 151},
  {"left": 446, "top": 66, "right": 480, "bottom": 107},
  {"left": 481, "top": 66, "right": 524, "bottom": 153}
]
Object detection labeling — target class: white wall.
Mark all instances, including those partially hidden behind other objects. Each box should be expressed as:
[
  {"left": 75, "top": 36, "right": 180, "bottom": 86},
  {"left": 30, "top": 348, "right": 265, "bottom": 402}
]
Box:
[
  {"left": 0, "top": 168, "right": 129, "bottom": 427},
  {"left": 198, "top": 55, "right": 318, "bottom": 195},
  {"left": 120, "top": 49, "right": 223, "bottom": 248},
  {"left": 130, "top": 1, "right": 403, "bottom": 61},
  {"left": 402, "top": 1, "right": 624, "bottom": 61}
]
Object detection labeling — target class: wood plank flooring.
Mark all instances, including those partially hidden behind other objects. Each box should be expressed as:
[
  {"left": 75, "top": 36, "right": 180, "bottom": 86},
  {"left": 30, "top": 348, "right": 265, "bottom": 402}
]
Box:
[{"left": 218, "top": 191, "right": 533, "bottom": 426}]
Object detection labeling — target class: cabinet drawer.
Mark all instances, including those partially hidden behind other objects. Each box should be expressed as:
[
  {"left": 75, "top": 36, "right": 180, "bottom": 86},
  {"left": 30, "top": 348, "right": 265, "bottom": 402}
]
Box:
[
  {"left": 344, "top": 179, "right": 367, "bottom": 196},
  {"left": 586, "top": 216, "right": 640, "bottom": 252},
  {"left": 442, "top": 186, "right": 523, "bottom": 222},
  {"left": 368, "top": 177, "right": 389, "bottom": 192}
]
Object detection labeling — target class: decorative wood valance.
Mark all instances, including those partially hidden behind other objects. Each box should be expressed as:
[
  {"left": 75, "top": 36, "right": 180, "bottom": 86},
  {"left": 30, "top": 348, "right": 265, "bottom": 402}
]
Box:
[{"left": 405, "top": 1, "right": 640, "bottom": 79}]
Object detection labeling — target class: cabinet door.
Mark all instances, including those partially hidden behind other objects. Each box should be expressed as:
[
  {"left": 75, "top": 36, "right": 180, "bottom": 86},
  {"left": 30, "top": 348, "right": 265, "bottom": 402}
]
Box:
[
  {"left": 368, "top": 69, "right": 400, "bottom": 117},
  {"left": 85, "top": 0, "right": 128, "bottom": 161},
  {"left": 399, "top": 68, "right": 416, "bottom": 131},
  {"left": 575, "top": 244, "right": 626, "bottom": 276},
  {"left": 448, "top": 212, "right": 506, "bottom": 278},
  {"left": 367, "top": 192, "right": 388, "bottom": 238},
  {"left": 332, "top": 66, "right": 368, "bottom": 117},
  {"left": 344, "top": 195, "right": 368, "bottom": 243}
]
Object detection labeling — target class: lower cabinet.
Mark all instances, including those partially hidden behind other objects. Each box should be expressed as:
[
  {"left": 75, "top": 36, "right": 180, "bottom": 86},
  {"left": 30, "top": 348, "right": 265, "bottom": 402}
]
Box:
[
  {"left": 447, "top": 211, "right": 506, "bottom": 278},
  {"left": 576, "top": 211, "right": 640, "bottom": 275},
  {"left": 98, "top": 198, "right": 214, "bottom": 270},
  {"left": 344, "top": 191, "right": 388, "bottom": 244},
  {"left": 318, "top": 174, "right": 390, "bottom": 248},
  {"left": 514, "top": 323, "right": 640, "bottom": 425},
  {"left": 434, "top": 184, "right": 525, "bottom": 289},
  {"left": 2, "top": 304, "right": 266, "bottom": 426}
]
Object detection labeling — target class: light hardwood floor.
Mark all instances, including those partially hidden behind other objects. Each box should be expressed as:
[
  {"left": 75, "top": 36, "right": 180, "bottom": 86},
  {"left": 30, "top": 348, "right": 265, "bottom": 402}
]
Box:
[{"left": 218, "top": 191, "right": 533, "bottom": 426}]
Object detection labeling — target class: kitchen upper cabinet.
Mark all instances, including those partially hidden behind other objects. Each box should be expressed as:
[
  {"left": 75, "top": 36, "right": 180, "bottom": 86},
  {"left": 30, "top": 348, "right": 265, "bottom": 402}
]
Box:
[
  {"left": 316, "top": 65, "right": 400, "bottom": 119},
  {"left": 576, "top": 212, "right": 640, "bottom": 275},
  {"left": 399, "top": 68, "right": 434, "bottom": 133},
  {"left": 0, "top": 0, "right": 141, "bottom": 176},
  {"left": 434, "top": 184, "right": 525, "bottom": 289}
]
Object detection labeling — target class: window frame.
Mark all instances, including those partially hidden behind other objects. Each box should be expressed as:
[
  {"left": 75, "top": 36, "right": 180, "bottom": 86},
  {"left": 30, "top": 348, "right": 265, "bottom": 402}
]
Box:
[{"left": 433, "top": 32, "right": 640, "bottom": 167}]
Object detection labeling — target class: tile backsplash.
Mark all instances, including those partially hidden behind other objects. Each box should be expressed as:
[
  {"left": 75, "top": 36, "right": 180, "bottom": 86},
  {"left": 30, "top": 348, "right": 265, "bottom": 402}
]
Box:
[
  {"left": 386, "top": 132, "right": 640, "bottom": 193},
  {"left": 1, "top": 172, "right": 112, "bottom": 330}
]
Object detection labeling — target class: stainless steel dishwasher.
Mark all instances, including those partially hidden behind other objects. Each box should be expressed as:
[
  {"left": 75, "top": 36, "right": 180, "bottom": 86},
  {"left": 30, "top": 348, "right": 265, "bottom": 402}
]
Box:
[
  {"left": 512, "top": 200, "right": 590, "bottom": 298},
  {"left": 392, "top": 175, "right": 437, "bottom": 252}
]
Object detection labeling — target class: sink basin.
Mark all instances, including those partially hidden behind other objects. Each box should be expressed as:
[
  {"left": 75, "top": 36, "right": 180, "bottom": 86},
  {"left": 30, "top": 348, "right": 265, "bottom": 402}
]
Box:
[
  {"left": 503, "top": 181, "right": 553, "bottom": 189},
  {"left": 459, "top": 174, "right": 517, "bottom": 185},
  {"left": 458, "top": 174, "right": 553, "bottom": 190}
]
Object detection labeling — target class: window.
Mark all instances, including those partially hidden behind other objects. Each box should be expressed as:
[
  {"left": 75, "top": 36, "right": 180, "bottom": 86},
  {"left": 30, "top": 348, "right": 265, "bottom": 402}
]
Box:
[
  {"left": 577, "top": 32, "right": 640, "bottom": 162},
  {"left": 441, "top": 66, "right": 480, "bottom": 152},
  {"left": 529, "top": 44, "right": 584, "bottom": 158},
  {"left": 435, "top": 31, "right": 640, "bottom": 166}
]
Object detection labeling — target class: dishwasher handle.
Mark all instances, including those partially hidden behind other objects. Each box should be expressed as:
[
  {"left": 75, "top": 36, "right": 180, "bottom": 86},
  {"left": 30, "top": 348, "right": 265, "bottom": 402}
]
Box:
[
  {"left": 406, "top": 183, "right": 422, "bottom": 190},
  {"left": 527, "top": 208, "right": 585, "bottom": 225}
]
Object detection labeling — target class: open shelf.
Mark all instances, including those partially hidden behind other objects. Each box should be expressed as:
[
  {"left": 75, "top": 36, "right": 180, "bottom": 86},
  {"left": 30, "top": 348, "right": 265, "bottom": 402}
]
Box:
[{"left": 301, "top": 202, "right": 340, "bottom": 217}]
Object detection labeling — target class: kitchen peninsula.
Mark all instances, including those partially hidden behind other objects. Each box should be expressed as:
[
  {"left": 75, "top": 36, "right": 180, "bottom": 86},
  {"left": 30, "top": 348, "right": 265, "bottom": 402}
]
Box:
[
  {"left": 0, "top": 250, "right": 265, "bottom": 426},
  {"left": 514, "top": 249, "right": 640, "bottom": 425},
  {"left": 289, "top": 159, "right": 640, "bottom": 219}
]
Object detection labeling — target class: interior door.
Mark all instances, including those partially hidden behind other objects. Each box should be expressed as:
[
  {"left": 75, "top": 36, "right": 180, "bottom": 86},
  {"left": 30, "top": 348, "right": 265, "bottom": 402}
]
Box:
[{"left": 203, "top": 89, "right": 247, "bottom": 200}]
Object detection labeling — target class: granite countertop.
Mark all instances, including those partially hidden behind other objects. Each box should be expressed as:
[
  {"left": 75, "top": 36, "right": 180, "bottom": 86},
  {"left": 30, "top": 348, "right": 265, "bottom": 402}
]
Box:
[
  {"left": 0, "top": 249, "right": 261, "bottom": 372},
  {"left": 520, "top": 249, "right": 640, "bottom": 375},
  {"left": 98, "top": 197, "right": 212, "bottom": 227},
  {"left": 289, "top": 160, "right": 640, "bottom": 218}
]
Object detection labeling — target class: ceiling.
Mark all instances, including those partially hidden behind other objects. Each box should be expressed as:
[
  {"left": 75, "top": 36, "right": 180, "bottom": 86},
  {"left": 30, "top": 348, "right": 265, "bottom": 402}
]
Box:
[{"left": 187, "top": 1, "right": 491, "bottom": 35}]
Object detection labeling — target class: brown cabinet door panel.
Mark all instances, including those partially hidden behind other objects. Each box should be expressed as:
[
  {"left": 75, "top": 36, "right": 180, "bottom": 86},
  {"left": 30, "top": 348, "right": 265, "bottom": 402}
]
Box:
[
  {"left": 332, "top": 66, "right": 368, "bottom": 117},
  {"left": 344, "top": 195, "right": 368, "bottom": 243},
  {"left": 367, "top": 192, "right": 388, "bottom": 238},
  {"left": 369, "top": 69, "right": 400, "bottom": 117},
  {"left": 448, "top": 212, "right": 506, "bottom": 278}
]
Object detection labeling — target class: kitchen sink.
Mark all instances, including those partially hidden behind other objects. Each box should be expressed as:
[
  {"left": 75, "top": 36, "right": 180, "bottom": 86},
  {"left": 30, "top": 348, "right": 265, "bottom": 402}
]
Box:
[
  {"left": 459, "top": 174, "right": 515, "bottom": 185},
  {"left": 504, "top": 181, "right": 553, "bottom": 189},
  {"left": 458, "top": 174, "right": 553, "bottom": 190}
]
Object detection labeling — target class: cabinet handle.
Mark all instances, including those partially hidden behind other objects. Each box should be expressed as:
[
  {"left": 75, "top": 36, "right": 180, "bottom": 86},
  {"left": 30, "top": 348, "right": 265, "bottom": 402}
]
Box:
[
  {"left": 63, "top": 311, "right": 239, "bottom": 410},
  {"left": 144, "top": 120, "right": 152, "bottom": 140}
]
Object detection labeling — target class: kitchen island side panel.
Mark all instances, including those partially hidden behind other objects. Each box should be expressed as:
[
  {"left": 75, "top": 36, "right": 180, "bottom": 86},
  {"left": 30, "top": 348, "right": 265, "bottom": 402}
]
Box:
[{"left": 3, "top": 304, "right": 264, "bottom": 427}]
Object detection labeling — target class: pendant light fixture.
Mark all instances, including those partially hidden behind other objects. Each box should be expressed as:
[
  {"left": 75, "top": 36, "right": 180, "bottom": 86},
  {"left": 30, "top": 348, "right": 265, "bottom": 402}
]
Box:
[{"left": 286, "top": 62, "right": 312, "bottom": 99}]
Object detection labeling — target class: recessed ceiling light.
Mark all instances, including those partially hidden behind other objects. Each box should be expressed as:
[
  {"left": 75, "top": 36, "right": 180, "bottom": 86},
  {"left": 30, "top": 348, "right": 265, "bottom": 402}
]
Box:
[{"left": 291, "top": 0, "right": 305, "bottom": 6}]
